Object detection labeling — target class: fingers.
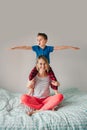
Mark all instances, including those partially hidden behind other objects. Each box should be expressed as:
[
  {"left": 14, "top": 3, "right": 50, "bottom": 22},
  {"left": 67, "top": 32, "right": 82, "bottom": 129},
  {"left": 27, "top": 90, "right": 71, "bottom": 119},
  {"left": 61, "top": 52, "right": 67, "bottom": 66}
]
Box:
[
  {"left": 27, "top": 78, "right": 35, "bottom": 89},
  {"left": 6, "top": 48, "right": 13, "bottom": 50},
  {"left": 76, "top": 47, "right": 80, "bottom": 49},
  {"left": 51, "top": 80, "right": 57, "bottom": 86},
  {"left": 75, "top": 47, "right": 80, "bottom": 50},
  {"left": 9, "top": 47, "right": 15, "bottom": 50},
  {"left": 72, "top": 47, "right": 80, "bottom": 50},
  {"left": 51, "top": 80, "right": 60, "bottom": 86}
]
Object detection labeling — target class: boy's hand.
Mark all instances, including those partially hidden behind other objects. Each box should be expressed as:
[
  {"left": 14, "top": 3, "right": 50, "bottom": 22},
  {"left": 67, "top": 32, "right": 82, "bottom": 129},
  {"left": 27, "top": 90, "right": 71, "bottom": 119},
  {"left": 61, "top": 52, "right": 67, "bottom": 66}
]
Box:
[
  {"left": 10, "top": 47, "right": 16, "bottom": 50},
  {"left": 11, "top": 47, "right": 21, "bottom": 50},
  {"left": 71, "top": 47, "right": 80, "bottom": 50},
  {"left": 51, "top": 80, "right": 60, "bottom": 87},
  {"left": 7, "top": 47, "right": 15, "bottom": 50},
  {"left": 8, "top": 47, "right": 17, "bottom": 50}
]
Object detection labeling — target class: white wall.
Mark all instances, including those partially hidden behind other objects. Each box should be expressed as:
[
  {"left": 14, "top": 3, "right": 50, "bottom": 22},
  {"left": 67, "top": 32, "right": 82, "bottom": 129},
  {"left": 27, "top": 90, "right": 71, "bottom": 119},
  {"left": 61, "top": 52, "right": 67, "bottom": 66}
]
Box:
[{"left": 0, "top": 0, "right": 87, "bottom": 92}]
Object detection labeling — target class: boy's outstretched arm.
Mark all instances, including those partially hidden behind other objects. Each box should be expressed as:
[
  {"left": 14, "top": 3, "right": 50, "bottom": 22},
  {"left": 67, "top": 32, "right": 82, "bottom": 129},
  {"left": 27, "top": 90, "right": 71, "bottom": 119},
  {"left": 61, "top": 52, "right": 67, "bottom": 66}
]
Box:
[
  {"left": 10, "top": 46, "right": 32, "bottom": 50},
  {"left": 54, "top": 46, "right": 80, "bottom": 50}
]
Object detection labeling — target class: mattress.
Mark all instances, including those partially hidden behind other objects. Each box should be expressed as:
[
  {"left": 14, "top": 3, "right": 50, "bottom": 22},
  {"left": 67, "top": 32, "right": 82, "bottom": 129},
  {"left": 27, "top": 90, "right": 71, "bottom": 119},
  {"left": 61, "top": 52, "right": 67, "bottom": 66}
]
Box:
[{"left": 0, "top": 87, "right": 87, "bottom": 130}]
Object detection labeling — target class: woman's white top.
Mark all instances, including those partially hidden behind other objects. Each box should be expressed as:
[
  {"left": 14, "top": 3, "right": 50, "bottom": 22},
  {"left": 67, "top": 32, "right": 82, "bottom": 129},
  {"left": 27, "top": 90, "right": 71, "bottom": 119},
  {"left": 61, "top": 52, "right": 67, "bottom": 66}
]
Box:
[{"left": 33, "top": 75, "right": 50, "bottom": 99}]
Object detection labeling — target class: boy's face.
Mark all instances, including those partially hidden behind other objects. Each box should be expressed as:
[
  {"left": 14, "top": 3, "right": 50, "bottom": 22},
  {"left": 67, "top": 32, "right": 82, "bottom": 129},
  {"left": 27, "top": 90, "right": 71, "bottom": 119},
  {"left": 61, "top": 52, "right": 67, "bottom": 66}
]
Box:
[{"left": 37, "top": 36, "right": 47, "bottom": 48}]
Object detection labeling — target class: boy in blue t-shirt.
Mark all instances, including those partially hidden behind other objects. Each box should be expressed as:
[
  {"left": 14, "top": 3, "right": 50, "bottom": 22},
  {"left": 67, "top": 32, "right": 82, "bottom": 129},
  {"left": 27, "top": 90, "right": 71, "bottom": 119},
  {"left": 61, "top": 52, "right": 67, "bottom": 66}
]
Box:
[{"left": 10, "top": 33, "right": 80, "bottom": 93}]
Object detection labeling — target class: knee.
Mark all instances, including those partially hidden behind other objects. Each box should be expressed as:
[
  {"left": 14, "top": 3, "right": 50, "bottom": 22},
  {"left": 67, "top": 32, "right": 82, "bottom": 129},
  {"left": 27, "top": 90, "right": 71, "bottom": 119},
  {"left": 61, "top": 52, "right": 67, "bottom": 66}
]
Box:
[
  {"left": 56, "top": 93, "right": 64, "bottom": 101},
  {"left": 21, "top": 94, "right": 29, "bottom": 103}
]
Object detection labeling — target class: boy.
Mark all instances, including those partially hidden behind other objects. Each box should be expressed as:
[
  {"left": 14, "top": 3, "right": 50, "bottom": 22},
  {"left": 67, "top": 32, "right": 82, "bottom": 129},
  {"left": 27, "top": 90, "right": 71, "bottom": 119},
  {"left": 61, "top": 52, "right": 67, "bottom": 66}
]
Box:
[{"left": 10, "top": 33, "right": 80, "bottom": 94}]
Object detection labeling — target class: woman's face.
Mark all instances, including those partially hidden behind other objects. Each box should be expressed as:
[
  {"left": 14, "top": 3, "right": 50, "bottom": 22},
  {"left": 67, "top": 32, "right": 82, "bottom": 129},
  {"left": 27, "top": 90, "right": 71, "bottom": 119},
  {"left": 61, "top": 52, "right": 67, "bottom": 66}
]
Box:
[{"left": 37, "top": 58, "right": 48, "bottom": 73}]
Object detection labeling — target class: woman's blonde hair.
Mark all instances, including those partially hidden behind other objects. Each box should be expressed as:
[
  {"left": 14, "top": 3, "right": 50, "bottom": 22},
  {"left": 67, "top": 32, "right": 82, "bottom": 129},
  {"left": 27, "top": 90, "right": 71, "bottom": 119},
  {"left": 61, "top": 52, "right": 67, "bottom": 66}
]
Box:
[{"left": 36, "top": 55, "right": 50, "bottom": 72}]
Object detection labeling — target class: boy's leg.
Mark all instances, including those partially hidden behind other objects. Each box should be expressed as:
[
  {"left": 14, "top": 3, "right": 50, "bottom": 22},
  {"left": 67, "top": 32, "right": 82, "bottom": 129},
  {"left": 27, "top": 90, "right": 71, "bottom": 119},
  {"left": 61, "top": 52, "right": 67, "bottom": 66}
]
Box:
[
  {"left": 29, "top": 66, "right": 38, "bottom": 80},
  {"left": 48, "top": 66, "right": 58, "bottom": 90},
  {"left": 40, "top": 93, "right": 64, "bottom": 110}
]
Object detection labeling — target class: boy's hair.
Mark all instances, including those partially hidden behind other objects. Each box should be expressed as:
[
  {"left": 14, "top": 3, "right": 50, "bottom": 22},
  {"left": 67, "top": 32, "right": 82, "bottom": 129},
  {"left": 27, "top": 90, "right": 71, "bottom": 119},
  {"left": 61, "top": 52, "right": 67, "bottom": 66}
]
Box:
[
  {"left": 37, "top": 33, "right": 48, "bottom": 40},
  {"left": 36, "top": 55, "right": 49, "bottom": 72}
]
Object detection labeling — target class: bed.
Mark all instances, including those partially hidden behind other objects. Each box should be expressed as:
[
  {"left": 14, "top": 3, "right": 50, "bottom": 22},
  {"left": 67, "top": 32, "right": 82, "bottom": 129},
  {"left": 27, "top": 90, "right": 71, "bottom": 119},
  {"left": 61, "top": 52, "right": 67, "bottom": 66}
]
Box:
[{"left": 0, "top": 87, "right": 87, "bottom": 130}]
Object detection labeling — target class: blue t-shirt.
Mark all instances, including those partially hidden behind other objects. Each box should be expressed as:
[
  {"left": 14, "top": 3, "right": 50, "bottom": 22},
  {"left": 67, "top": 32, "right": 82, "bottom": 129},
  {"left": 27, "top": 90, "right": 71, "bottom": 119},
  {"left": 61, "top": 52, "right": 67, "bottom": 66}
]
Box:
[{"left": 32, "top": 45, "right": 54, "bottom": 64}]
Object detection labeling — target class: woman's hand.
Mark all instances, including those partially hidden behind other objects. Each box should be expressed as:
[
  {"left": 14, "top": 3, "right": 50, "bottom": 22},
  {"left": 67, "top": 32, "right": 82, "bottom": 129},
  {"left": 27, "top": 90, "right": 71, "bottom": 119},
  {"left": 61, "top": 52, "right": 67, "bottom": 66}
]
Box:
[
  {"left": 27, "top": 88, "right": 34, "bottom": 95},
  {"left": 51, "top": 81, "right": 60, "bottom": 95},
  {"left": 27, "top": 79, "right": 35, "bottom": 89},
  {"left": 54, "top": 90, "right": 59, "bottom": 95},
  {"left": 51, "top": 80, "right": 60, "bottom": 87}
]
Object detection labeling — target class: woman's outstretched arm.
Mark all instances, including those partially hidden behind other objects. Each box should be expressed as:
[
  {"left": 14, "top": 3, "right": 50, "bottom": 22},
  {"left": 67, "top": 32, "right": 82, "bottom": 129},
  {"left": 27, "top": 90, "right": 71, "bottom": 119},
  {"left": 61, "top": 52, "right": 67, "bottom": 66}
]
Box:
[
  {"left": 54, "top": 45, "right": 80, "bottom": 50},
  {"left": 10, "top": 46, "right": 32, "bottom": 50}
]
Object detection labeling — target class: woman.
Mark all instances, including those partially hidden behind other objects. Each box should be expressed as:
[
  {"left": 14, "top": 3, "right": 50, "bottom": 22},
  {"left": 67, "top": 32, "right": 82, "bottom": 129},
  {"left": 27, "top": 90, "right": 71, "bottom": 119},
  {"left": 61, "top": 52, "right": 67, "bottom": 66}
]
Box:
[{"left": 21, "top": 56, "right": 64, "bottom": 116}]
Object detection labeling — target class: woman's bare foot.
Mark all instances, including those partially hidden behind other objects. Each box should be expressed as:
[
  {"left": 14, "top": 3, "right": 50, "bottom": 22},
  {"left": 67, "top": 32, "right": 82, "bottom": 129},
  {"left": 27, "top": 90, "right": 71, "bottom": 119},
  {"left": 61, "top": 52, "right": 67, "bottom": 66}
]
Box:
[
  {"left": 26, "top": 111, "right": 34, "bottom": 116},
  {"left": 52, "top": 106, "right": 58, "bottom": 111},
  {"left": 26, "top": 110, "right": 40, "bottom": 116}
]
